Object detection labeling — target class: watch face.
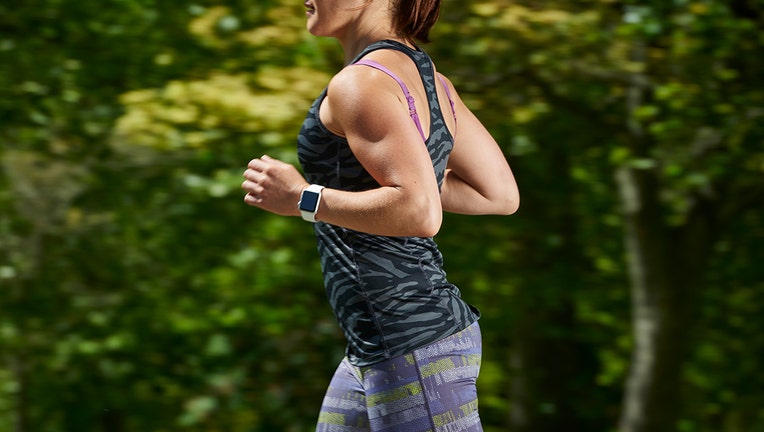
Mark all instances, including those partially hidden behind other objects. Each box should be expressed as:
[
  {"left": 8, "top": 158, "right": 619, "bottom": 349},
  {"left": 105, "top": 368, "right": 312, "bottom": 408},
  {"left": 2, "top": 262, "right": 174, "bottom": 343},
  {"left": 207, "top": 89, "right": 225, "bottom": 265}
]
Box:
[{"left": 299, "top": 191, "right": 320, "bottom": 212}]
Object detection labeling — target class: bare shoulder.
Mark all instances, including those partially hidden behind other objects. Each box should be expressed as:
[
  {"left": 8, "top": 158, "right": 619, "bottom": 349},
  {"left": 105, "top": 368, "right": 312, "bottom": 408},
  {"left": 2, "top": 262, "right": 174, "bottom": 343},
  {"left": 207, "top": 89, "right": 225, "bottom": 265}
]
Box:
[
  {"left": 327, "top": 49, "right": 416, "bottom": 102},
  {"left": 327, "top": 64, "right": 400, "bottom": 108},
  {"left": 323, "top": 63, "right": 409, "bottom": 140}
]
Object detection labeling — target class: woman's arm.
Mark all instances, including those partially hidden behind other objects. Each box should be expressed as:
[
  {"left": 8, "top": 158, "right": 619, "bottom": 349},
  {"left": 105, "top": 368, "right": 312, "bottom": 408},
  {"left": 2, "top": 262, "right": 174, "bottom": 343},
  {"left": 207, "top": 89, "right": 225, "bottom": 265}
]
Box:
[
  {"left": 438, "top": 76, "right": 520, "bottom": 215},
  {"left": 243, "top": 65, "right": 443, "bottom": 237}
]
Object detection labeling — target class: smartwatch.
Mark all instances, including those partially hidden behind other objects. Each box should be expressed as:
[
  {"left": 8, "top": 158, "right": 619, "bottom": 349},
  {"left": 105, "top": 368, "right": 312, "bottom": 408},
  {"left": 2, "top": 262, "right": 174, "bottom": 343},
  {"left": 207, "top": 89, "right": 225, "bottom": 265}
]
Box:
[{"left": 298, "top": 184, "right": 325, "bottom": 223}]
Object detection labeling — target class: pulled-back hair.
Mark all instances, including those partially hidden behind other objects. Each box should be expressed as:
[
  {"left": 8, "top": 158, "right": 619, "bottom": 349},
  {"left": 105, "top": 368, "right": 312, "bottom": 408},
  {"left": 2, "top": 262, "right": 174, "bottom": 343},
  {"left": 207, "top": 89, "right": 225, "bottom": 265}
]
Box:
[{"left": 392, "top": 0, "right": 442, "bottom": 43}]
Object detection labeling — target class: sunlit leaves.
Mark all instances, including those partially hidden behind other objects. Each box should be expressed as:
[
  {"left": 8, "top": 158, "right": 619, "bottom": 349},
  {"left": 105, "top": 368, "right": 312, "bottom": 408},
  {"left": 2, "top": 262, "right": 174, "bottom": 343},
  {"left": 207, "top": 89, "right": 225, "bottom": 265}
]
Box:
[
  {"left": 115, "top": 68, "right": 329, "bottom": 150},
  {"left": 2, "top": 0, "right": 763, "bottom": 430}
]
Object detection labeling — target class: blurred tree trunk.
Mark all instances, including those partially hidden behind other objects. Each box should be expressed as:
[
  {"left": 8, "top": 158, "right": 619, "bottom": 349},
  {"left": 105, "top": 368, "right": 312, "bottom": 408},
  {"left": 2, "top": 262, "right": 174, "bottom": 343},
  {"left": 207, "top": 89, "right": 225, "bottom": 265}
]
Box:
[
  {"left": 616, "top": 164, "right": 715, "bottom": 432},
  {"left": 615, "top": 38, "right": 681, "bottom": 432},
  {"left": 616, "top": 163, "right": 682, "bottom": 432},
  {"left": 615, "top": 40, "right": 715, "bottom": 432}
]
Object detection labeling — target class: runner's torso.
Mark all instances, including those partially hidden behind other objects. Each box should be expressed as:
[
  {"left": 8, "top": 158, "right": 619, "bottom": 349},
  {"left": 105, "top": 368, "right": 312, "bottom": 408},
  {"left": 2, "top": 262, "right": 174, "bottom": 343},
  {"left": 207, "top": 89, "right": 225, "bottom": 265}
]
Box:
[{"left": 297, "top": 40, "right": 479, "bottom": 366}]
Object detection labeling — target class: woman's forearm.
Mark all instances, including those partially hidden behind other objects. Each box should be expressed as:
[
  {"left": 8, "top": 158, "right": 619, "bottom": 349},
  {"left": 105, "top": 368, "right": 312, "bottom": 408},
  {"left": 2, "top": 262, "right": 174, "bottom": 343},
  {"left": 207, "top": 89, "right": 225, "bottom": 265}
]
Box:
[
  {"left": 440, "top": 169, "right": 519, "bottom": 215},
  {"left": 315, "top": 185, "right": 443, "bottom": 237}
]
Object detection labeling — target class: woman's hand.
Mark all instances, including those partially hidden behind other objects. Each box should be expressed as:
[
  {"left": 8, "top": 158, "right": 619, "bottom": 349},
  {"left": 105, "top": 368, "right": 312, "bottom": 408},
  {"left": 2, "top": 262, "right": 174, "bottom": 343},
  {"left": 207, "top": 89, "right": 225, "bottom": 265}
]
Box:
[{"left": 242, "top": 155, "right": 309, "bottom": 217}]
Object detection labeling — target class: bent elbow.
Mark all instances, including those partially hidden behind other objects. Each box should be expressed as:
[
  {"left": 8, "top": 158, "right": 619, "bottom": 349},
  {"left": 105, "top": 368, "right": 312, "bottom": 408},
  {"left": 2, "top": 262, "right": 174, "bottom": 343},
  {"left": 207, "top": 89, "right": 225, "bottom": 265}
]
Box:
[
  {"left": 502, "top": 181, "right": 520, "bottom": 215},
  {"left": 407, "top": 195, "right": 443, "bottom": 237},
  {"left": 495, "top": 190, "right": 520, "bottom": 215},
  {"left": 419, "top": 213, "right": 442, "bottom": 237},
  {"left": 479, "top": 180, "right": 519, "bottom": 216},
  {"left": 411, "top": 205, "right": 442, "bottom": 237},
  {"left": 505, "top": 195, "right": 520, "bottom": 215}
]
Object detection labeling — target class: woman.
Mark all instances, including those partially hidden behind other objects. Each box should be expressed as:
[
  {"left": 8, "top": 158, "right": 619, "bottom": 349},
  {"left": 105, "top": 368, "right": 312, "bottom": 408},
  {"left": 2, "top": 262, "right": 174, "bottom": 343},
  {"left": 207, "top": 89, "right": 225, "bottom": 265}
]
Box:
[{"left": 242, "top": 0, "right": 519, "bottom": 430}]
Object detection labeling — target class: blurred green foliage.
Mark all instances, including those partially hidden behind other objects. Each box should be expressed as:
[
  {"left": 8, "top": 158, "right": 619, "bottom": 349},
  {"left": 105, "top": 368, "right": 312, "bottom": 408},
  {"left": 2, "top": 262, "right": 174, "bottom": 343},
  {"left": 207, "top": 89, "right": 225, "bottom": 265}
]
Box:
[{"left": 1, "top": 0, "right": 763, "bottom": 431}]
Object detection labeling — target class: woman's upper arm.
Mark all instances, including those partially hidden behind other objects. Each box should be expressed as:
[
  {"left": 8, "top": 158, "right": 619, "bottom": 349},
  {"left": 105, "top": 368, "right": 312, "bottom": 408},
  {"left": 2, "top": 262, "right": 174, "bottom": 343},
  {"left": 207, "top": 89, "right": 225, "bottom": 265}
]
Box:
[
  {"left": 444, "top": 79, "right": 520, "bottom": 214},
  {"left": 318, "top": 66, "right": 444, "bottom": 235}
]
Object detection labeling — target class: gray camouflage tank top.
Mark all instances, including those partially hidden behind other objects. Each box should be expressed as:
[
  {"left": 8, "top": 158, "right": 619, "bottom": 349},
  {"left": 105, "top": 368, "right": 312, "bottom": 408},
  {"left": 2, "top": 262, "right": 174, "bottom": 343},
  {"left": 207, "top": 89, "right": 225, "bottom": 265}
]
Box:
[{"left": 297, "top": 40, "right": 480, "bottom": 366}]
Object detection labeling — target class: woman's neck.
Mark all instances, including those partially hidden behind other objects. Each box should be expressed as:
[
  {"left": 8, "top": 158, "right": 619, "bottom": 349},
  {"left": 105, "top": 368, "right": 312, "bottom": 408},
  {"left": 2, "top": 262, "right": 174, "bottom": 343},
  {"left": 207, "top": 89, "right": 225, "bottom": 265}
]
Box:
[
  {"left": 340, "top": 33, "right": 413, "bottom": 64},
  {"left": 335, "top": 5, "right": 412, "bottom": 64}
]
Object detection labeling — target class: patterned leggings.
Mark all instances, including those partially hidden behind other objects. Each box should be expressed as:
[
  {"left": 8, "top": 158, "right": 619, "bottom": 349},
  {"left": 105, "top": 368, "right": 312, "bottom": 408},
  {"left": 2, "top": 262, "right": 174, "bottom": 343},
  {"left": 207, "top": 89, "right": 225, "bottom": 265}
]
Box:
[{"left": 316, "top": 322, "right": 483, "bottom": 432}]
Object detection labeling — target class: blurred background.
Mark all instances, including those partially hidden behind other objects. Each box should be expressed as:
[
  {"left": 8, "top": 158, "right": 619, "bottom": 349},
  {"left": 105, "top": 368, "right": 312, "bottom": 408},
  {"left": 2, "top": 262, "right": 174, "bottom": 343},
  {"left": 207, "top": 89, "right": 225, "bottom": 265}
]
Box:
[{"left": 1, "top": 0, "right": 763, "bottom": 431}]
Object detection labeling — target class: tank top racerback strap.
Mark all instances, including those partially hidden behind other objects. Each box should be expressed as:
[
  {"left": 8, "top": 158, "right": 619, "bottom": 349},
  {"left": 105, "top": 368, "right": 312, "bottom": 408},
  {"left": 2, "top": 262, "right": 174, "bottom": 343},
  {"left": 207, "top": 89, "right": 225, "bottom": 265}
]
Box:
[{"left": 352, "top": 55, "right": 457, "bottom": 142}]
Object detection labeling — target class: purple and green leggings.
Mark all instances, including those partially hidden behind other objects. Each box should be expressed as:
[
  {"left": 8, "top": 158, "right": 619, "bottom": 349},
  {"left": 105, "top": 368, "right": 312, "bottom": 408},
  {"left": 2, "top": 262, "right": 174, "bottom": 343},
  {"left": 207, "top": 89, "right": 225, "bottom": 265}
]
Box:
[{"left": 316, "top": 322, "right": 483, "bottom": 432}]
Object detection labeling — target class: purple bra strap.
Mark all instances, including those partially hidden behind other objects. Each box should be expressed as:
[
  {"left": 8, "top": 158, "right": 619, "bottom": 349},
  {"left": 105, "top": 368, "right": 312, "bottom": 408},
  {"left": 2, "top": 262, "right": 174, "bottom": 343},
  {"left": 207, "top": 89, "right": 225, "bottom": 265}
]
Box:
[
  {"left": 354, "top": 59, "right": 427, "bottom": 142},
  {"left": 437, "top": 74, "right": 458, "bottom": 130}
]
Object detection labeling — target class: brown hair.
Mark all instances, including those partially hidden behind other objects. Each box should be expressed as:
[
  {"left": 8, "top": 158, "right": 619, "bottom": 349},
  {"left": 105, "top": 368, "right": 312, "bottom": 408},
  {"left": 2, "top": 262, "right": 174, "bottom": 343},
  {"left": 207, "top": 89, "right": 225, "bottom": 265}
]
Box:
[{"left": 392, "top": 0, "right": 442, "bottom": 44}]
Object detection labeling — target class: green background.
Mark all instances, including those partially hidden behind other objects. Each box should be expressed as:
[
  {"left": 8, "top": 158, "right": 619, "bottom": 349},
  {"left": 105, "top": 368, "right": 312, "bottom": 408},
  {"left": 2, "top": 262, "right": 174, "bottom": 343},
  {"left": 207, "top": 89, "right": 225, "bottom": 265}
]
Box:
[{"left": 1, "top": 0, "right": 763, "bottom": 431}]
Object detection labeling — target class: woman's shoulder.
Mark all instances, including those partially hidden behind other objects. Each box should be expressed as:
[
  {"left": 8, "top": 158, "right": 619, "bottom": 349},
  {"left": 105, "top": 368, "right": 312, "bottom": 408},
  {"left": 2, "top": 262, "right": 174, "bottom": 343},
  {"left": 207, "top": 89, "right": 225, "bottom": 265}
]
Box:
[
  {"left": 321, "top": 60, "right": 410, "bottom": 138},
  {"left": 327, "top": 58, "right": 406, "bottom": 104}
]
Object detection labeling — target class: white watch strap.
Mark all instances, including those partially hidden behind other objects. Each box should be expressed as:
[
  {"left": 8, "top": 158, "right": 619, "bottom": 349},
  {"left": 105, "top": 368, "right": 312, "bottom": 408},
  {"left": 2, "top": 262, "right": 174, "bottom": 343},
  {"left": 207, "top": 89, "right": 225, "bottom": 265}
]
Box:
[{"left": 299, "top": 184, "right": 325, "bottom": 223}]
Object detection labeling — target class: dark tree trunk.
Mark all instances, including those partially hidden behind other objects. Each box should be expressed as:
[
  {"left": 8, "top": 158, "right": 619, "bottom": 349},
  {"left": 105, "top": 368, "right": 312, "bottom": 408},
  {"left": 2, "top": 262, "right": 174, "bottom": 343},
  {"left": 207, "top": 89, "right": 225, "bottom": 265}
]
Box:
[
  {"left": 616, "top": 164, "right": 682, "bottom": 432},
  {"left": 616, "top": 164, "right": 714, "bottom": 432},
  {"left": 615, "top": 43, "right": 717, "bottom": 427}
]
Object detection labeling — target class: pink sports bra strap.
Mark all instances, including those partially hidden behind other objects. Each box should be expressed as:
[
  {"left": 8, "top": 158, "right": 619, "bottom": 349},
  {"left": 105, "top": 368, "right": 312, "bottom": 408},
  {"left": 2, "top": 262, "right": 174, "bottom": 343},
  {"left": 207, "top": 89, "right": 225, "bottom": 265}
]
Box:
[
  {"left": 353, "top": 59, "right": 458, "bottom": 141},
  {"left": 437, "top": 74, "right": 457, "bottom": 129},
  {"left": 353, "top": 59, "right": 426, "bottom": 141}
]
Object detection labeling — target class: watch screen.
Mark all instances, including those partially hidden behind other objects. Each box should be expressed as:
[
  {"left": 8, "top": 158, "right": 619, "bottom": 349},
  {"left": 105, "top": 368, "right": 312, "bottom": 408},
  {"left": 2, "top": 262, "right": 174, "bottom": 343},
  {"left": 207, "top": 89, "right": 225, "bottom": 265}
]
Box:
[{"left": 299, "top": 191, "right": 320, "bottom": 212}]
